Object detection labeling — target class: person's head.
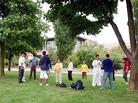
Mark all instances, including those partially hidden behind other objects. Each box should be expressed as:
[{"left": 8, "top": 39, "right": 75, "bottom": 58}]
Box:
[
  {"left": 106, "top": 54, "right": 110, "bottom": 58},
  {"left": 21, "top": 52, "right": 27, "bottom": 57},
  {"left": 69, "top": 59, "right": 72, "bottom": 62},
  {"left": 123, "top": 57, "right": 128, "bottom": 61},
  {"left": 96, "top": 54, "right": 99, "bottom": 60},
  {"left": 42, "top": 51, "right": 46, "bottom": 56},
  {"left": 57, "top": 59, "right": 61, "bottom": 63}
]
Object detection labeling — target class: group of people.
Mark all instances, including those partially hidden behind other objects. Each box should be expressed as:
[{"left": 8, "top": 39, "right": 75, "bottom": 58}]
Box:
[{"left": 18, "top": 51, "right": 131, "bottom": 90}]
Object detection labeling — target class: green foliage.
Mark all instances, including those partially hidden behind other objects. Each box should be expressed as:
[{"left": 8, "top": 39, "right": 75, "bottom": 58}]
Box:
[
  {"left": 67, "top": 42, "right": 104, "bottom": 68},
  {"left": 67, "top": 43, "right": 123, "bottom": 70},
  {"left": 48, "top": 49, "right": 58, "bottom": 65},
  {"left": 43, "top": 0, "right": 118, "bottom": 36},
  {"left": 0, "top": 0, "right": 48, "bottom": 56},
  {"left": 54, "top": 20, "right": 76, "bottom": 60},
  {"left": 110, "top": 47, "right": 124, "bottom": 70}
]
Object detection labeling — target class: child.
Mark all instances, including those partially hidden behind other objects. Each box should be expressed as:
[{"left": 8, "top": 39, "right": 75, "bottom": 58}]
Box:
[
  {"left": 80, "top": 61, "right": 88, "bottom": 79},
  {"left": 54, "top": 59, "right": 63, "bottom": 84}
]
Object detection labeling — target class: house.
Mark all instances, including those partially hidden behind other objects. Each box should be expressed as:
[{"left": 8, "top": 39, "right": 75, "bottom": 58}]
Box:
[{"left": 44, "top": 36, "right": 88, "bottom": 50}]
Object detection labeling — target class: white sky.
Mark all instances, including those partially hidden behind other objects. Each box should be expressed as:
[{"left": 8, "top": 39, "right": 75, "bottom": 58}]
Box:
[{"left": 41, "top": 1, "right": 129, "bottom": 45}]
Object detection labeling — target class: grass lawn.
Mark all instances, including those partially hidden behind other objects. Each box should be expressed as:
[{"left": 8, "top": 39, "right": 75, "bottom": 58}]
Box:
[{"left": 0, "top": 71, "right": 138, "bottom": 103}]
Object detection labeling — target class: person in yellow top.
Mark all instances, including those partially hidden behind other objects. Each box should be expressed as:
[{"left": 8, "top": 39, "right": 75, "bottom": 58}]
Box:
[
  {"left": 80, "top": 61, "right": 89, "bottom": 79},
  {"left": 54, "top": 59, "right": 63, "bottom": 84}
]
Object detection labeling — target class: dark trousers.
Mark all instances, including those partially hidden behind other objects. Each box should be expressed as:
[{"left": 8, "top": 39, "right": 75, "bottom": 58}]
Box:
[
  {"left": 113, "top": 70, "right": 115, "bottom": 81},
  {"left": 123, "top": 71, "right": 128, "bottom": 82},
  {"left": 19, "top": 66, "right": 24, "bottom": 83},
  {"left": 82, "top": 72, "right": 87, "bottom": 79},
  {"left": 68, "top": 71, "right": 73, "bottom": 81},
  {"left": 30, "top": 66, "right": 36, "bottom": 80}
]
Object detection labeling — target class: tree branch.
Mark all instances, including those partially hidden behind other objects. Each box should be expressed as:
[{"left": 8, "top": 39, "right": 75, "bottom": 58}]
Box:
[
  {"left": 126, "top": 0, "right": 136, "bottom": 53},
  {"left": 110, "top": 20, "right": 132, "bottom": 59}
]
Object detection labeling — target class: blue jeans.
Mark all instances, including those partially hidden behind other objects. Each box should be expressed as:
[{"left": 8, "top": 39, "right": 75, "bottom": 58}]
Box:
[{"left": 101, "top": 72, "right": 113, "bottom": 89}]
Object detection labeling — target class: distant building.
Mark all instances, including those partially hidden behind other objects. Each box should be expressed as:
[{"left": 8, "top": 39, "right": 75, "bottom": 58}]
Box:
[{"left": 44, "top": 36, "right": 88, "bottom": 50}]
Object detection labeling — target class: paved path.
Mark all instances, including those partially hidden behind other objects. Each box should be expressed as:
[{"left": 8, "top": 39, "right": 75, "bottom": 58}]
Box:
[{"left": 5, "top": 67, "right": 128, "bottom": 77}]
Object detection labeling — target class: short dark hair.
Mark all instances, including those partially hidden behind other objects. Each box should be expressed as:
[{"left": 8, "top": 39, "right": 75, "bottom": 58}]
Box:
[
  {"left": 106, "top": 54, "right": 110, "bottom": 57},
  {"left": 96, "top": 54, "right": 99, "bottom": 57},
  {"left": 21, "top": 52, "right": 26, "bottom": 56},
  {"left": 42, "top": 51, "right": 46, "bottom": 55}
]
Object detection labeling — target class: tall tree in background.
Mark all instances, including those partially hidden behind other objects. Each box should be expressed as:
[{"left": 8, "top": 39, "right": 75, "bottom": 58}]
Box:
[
  {"left": 0, "top": 0, "right": 45, "bottom": 75},
  {"left": 54, "top": 20, "right": 75, "bottom": 61},
  {"left": 133, "top": 0, "right": 138, "bottom": 36},
  {"left": 43, "top": 0, "right": 138, "bottom": 91}
]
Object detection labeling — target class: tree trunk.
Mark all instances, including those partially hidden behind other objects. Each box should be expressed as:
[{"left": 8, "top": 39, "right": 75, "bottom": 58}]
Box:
[
  {"left": 126, "top": 0, "right": 136, "bottom": 53},
  {"left": 128, "top": 56, "right": 138, "bottom": 91},
  {"left": 8, "top": 55, "right": 12, "bottom": 71},
  {"left": 0, "top": 42, "right": 5, "bottom": 76}
]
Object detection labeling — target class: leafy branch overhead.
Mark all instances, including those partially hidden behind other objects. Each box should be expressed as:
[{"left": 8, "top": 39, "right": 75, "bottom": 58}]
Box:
[{"left": 44, "top": 0, "right": 118, "bottom": 35}]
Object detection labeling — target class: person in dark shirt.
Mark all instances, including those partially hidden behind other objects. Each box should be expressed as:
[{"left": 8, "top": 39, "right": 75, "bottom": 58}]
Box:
[
  {"left": 101, "top": 54, "right": 113, "bottom": 90},
  {"left": 39, "top": 51, "right": 52, "bottom": 86}
]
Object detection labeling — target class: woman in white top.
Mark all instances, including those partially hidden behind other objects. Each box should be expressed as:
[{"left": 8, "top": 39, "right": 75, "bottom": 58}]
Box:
[
  {"left": 67, "top": 59, "right": 73, "bottom": 81},
  {"left": 92, "top": 54, "right": 102, "bottom": 87}
]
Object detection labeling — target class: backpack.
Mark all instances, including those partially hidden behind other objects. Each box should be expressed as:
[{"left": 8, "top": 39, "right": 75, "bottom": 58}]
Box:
[{"left": 71, "top": 80, "right": 85, "bottom": 90}]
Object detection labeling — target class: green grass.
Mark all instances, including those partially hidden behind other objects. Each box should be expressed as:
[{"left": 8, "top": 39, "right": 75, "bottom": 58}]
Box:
[{"left": 0, "top": 72, "right": 138, "bottom": 103}]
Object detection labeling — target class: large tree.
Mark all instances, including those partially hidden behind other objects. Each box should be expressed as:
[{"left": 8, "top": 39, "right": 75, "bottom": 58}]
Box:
[
  {"left": 0, "top": 0, "right": 45, "bottom": 75},
  {"left": 133, "top": 0, "right": 138, "bottom": 36},
  {"left": 54, "top": 19, "right": 76, "bottom": 60},
  {"left": 43, "top": 0, "right": 138, "bottom": 91}
]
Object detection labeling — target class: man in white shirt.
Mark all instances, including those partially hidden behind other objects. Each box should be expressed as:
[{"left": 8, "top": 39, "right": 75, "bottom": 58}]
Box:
[
  {"left": 92, "top": 54, "right": 102, "bottom": 87},
  {"left": 18, "top": 52, "right": 27, "bottom": 84}
]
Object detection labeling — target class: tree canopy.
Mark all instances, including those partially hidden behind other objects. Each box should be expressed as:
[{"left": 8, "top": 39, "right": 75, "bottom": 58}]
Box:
[
  {"left": 0, "top": 0, "right": 47, "bottom": 74},
  {"left": 43, "top": 0, "right": 118, "bottom": 36}
]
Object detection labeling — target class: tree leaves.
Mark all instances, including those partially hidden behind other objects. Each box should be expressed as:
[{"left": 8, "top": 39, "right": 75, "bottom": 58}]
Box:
[{"left": 54, "top": 19, "right": 76, "bottom": 60}]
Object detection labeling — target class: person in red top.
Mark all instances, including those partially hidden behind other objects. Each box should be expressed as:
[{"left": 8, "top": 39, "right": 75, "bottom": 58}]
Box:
[{"left": 123, "top": 58, "right": 131, "bottom": 83}]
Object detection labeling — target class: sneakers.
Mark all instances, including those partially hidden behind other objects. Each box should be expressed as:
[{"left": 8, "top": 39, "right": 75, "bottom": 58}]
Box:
[
  {"left": 39, "top": 83, "right": 42, "bottom": 86},
  {"left": 46, "top": 84, "right": 49, "bottom": 86},
  {"left": 125, "top": 82, "right": 129, "bottom": 85}
]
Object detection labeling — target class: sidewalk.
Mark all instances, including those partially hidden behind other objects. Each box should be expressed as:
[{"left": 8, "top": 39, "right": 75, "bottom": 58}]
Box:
[{"left": 5, "top": 67, "right": 126, "bottom": 77}]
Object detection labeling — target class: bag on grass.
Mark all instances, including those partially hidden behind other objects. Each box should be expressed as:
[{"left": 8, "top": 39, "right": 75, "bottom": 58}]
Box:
[
  {"left": 71, "top": 80, "right": 85, "bottom": 90},
  {"left": 56, "top": 83, "right": 67, "bottom": 88}
]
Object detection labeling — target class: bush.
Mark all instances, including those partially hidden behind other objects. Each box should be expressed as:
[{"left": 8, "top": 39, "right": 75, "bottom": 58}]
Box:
[{"left": 67, "top": 43, "right": 123, "bottom": 70}]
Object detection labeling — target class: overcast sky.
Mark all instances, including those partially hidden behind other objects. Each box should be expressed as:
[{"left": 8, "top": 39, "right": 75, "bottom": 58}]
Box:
[{"left": 41, "top": 1, "right": 129, "bottom": 45}]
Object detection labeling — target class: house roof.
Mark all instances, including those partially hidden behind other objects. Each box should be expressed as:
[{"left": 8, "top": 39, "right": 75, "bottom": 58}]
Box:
[{"left": 47, "top": 36, "right": 87, "bottom": 41}]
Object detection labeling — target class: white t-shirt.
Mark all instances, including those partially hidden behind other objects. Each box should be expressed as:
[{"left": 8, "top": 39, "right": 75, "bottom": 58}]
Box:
[
  {"left": 67, "top": 62, "right": 73, "bottom": 71},
  {"left": 18, "top": 56, "right": 26, "bottom": 68}
]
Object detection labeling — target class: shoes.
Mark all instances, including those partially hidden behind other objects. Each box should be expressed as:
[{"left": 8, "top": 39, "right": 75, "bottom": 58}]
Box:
[
  {"left": 125, "top": 82, "right": 129, "bottom": 85},
  {"left": 22, "top": 80, "right": 26, "bottom": 82},
  {"left": 100, "top": 88, "right": 104, "bottom": 90},
  {"left": 39, "top": 83, "right": 42, "bottom": 85},
  {"left": 46, "top": 84, "right": 49, "bottom": 86}
]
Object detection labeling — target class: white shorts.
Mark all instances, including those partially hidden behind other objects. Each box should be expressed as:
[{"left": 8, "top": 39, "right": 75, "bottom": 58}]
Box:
[{"left": 40, "top": 70, "right": 48, "bottom": 79}]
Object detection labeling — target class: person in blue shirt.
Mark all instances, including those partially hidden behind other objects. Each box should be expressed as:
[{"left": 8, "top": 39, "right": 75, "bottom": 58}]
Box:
[
  {"left": 29, "top": 54, "right": 37, "bottom": 80},
  {"left": 101, "top": 54, "right": 113, "bottom": 90}
]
